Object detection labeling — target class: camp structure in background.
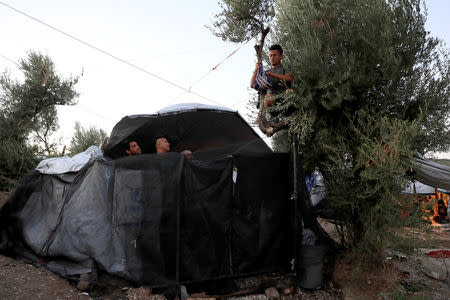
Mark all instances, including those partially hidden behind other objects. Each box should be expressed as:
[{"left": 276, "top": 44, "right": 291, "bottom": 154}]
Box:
[
  {"left": 0, "top": 103, "right": 313, "bottom": 288},
  {"left": 403, "top": 156, "right": 450, "bottom": 226},
  {"left": 403, "top": 181, "right": 437, "bottom": 196},
  {"left": 413, "top": 154, "right": 450, "bottom": 191}
]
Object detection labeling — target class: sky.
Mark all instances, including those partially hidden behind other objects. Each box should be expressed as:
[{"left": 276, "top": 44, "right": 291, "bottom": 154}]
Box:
[{"left": 0, "top": 0, "right": 449, "bottom": 157}]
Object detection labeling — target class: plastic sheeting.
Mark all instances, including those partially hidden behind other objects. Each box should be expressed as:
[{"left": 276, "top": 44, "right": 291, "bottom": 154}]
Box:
[
  {"left": 35, "top": 146, "right": 104, "bottom": 174},
  {"left": 157, "top": 103, "right": 235, "bottom": 114},
  {"left": 308, "top": 169, "right": 326, "bottom": 207},
  {"left": 0, "top": 152, "right": 294, "bottom": 286},
  {"left": 403, "top": 181, "right": 436, "bottom": 195},
  {"left": 103, "top": 107, "right": 270, "bottom": 159},
  {"left": 414, "top": 154, "right": 450, "bottom": 190}
]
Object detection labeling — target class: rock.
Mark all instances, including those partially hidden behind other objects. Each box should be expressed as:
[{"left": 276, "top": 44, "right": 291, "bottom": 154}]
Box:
[
  {"left": 265, "top": 287, "right": 280, "bottom": 299},
  {"left": 77, "top": 273, "right": 91, "bottom": 291},
  {"left": 77, "top": 263, "right": 98, "bottom": 292},
  {"left": 421, "top": 256, "right": 450, "bottom": 281},
  {"left": 281, "top": 287, "right": 294, "bottom": 295}
]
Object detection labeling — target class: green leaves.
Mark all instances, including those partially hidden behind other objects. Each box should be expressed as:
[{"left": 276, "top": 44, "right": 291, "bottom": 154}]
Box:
[
  {"left": 0, "top": 51, "right": 79, "bottom": 189},
  {"left": 271, "top": 0, "right": 449, "bottom": 259},
  {"left": 69, "top": 122, "right": 107, "bottom": 155},
  {"left": 210, "top": 0, "right": 275, "bottom": 42},
  {"left": 211, "top": 0, "right": 449, "bottom": 260}
]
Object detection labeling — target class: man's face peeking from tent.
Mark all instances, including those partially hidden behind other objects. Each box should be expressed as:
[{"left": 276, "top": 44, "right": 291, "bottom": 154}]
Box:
[
  {"left": 156, "top": 137, "right": 170, "bottom": 154},
  {"left": 126, "top": 141, "right": 142, "bottom": 156}
]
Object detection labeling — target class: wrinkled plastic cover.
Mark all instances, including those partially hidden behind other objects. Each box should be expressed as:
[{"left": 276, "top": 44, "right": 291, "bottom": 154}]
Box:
[
  {"left": 103, "top": 103, "right": 270, "bottom": 159},
  {"left": 403, "top": 181, "right": 436, "bottom": 195},
  {"left": 156, "top": 103, "right": 235, "bottom": 114},
  {"left": 35, "top": 146, "right": 104, "bottom": 174},
  {"left": 1, "top": 152, "right": 293, "bottom": 286},
  {"left": 414, "top": 154, "right": 450, "bottom": 190},
  {"left": 310, "top": 169, "right": 326, "bottom": 207}
]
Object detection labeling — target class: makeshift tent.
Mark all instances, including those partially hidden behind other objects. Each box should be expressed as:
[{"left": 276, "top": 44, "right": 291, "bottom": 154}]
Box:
[
  {"left": 403, "top": 181, "right": 436, "bottom": 195},
  {"left": 35, "top": 145, "right": 103, "bottom": 174},
  {"left": 103, "top": 103, "right": 271, "bottom": 159},
  {"left": 0, "top": 104, "right": 301, "bottom": 287},
  {"left": 414, "top": 154, "right": 450, "bottom": 190},
  {"left": 438, "top": 188, "right": 450, "bottom": 195}
]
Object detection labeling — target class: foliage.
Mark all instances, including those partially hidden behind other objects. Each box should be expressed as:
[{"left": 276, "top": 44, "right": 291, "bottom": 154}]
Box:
[
  {"left": 0, "top": 51, "right": 79, "bottom": 188},
  {"left": 273, "top": 0, "right": 450, "bottom": 259},
  {"left": 0, "top": 125, "right": 37, "bottom": 190},
  {"left": 210, "top": 0, "right": 275, "bottom": 43},
  {"left": 69, "top": 121, "right": 107, "bottom": 155},
  {"left": 211, "top": 0, "right": 450, "bottom": 261},
  {"left": 275, "top": 0, "right": 450, "bottom": 154},
  {"left": 322, "top": 114, "right": 427, "bottom": 256},
  {"left": 271, "top": 129, "right": 290, "bottom": 152}
]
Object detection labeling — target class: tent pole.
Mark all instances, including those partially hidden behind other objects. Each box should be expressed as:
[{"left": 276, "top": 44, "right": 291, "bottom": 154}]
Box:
[
  {"left": 291, "top": 136, "right": 300, "bottom": 275},
  {"left": 176, "top": 162, "right": 182, "bottom": 298}
]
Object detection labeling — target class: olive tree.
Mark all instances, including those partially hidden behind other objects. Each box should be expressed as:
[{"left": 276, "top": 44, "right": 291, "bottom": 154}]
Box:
[{"left": 0, "top": 51, "right": 79, "bottom": 188}]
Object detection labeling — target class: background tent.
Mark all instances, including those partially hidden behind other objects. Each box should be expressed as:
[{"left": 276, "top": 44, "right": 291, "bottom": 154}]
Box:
[
  {"left": 438, "top": 188, "right": 450, "bottom": 195},
  {"left": 403, "top": 181, "right": 436, "bottom": 195},
  {"left": 414, "top": 154, "right": 450, "bottom": 190}
]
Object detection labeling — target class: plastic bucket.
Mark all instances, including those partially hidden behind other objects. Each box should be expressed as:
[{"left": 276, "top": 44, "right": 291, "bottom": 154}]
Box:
[{"left": 296, "top": 245, "right": 325, "bottom": 289}]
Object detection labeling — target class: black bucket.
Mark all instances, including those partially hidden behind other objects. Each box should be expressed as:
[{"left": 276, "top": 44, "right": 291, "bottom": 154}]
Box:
[{"left": 296, "top": 244, "right": 324, "bottom": 289}]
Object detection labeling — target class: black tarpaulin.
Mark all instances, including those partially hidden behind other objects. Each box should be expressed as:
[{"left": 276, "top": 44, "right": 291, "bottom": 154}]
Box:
[
  {"left": 0, "top": 171, "right": 77, "bottom": 259},
  {"left": 103, "top": 106, "right": 271, "bottom": 159},
  {"left": 1, "top": 152, "right": 294, "bottom": 286},
  {"left": 181, "top": 158, "right": 234, "bottom": 281},
  {"left": 0, "top": 103, "right": 300, "bottom": 287},
  {"left": 232, "top": 153, "right": 293, "bottom": 274}
]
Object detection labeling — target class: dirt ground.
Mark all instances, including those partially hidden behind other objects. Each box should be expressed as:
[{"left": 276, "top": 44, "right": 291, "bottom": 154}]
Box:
[{"left": 0, "top": 191, "right": 449, "bottom": 299}]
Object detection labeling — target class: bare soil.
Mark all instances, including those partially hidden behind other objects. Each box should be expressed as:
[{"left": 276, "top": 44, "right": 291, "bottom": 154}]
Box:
[{"left": 0, "top": 192, "right": 449, "bottom": 299}]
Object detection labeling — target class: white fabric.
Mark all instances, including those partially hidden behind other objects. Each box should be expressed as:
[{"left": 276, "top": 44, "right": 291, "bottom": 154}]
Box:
[
  {"left": 35, "top": 146, "right": 103, "bottom": 174},
  {"left": 310, "top": 169, "right": 326, "bottom": 206},
  {"left": 157, "top": 103, "right": 235, "bottom": 114},
  {"left": 403, "top": 181, "right": 436, "bottom": 195}
]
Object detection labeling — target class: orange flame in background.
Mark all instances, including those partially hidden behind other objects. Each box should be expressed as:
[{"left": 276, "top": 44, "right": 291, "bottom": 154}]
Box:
[{"left": 420, "top": 191, "right": 449, "bottom": 226}]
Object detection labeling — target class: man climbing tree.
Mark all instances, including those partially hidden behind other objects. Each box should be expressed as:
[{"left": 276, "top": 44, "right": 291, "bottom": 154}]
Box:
[
  {"left": 210, "top": 0, "right": 289, "bottom": 136},
  {"left": 250, "top": 44, "right": 293, "bottom": 132},
  {"left": 212, "top": 0, "right": 450, "bottom": 261}
]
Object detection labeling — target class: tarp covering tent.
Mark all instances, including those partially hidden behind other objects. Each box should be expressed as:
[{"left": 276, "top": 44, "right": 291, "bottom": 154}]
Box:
[
  {"left": 414, "top": 154, "right": 450, "bottom": 190},
  {"left": 103, "top": 103, "right": 271, "bottom": 159},
  {"left": 438, "top": 188, "right": 450, "bottom": 195},
  {"left": 0, "top": 103, "right": 298, "bottom": 287},
  {"left": 35, "top": 146, "right": 103, "bottom": 174},
  {"left": 403, "top": 181, "right": 437, "bottom": 195}
]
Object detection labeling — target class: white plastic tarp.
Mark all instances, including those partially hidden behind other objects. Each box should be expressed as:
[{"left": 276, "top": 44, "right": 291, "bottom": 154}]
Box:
[
  {"left": 35, "top": 146, "right": 104, "bottom": 174},
  {"left": 403, "top": 181, "right": 436, "bottom": 195},
  {"left": 306, "top": 169, "right": 327, "bottom": 207},
  {"left": 156, "top": 103, "right": 235, "bottom": 114}
]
